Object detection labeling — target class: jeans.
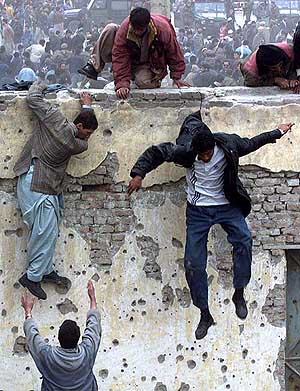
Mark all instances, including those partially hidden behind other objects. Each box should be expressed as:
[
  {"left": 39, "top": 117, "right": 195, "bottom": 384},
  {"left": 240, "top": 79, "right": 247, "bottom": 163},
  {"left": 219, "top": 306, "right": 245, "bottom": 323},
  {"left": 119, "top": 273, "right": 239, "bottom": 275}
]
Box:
[{"left": 184, "top": 203, "right": 252, "bottom": 310}]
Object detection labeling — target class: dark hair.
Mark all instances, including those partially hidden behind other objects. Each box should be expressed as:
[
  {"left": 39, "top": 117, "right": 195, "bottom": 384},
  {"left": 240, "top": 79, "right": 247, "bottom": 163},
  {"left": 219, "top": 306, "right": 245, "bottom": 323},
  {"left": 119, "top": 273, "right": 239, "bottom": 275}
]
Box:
[
  {"left": 58, "top": 320, "right": 80, "bottom": 349},
  {"left": 256, "top": 44, "right": 289, "bottom": 76},
  {"left": 191, "top": 125, "right": 215, "bottom": 153},
  {"left": 190, "top": 55, "right": 197, "bottom": 64},
  {"left": 74, "top": 110, "right": 98, "bottom": 130},
  {"left": 39, "top": 39, "right": 46, "bottom": 46},
  {"left": 129, "top": 7, "right": 150, "bottom": 28}
]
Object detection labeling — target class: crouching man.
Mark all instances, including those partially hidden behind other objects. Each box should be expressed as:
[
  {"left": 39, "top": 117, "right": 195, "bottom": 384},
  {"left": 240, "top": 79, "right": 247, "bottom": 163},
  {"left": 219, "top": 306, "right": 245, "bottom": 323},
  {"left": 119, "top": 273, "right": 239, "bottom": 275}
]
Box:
[
  {"left": 15, "top": 81, "right": 98, "bottom": 299},
  {"left": 22, "top": 280, "right": 101, "bottom": 390},
  {"left": 79, "top": 7, "right": 189, "bottom": 99},
  {"left": 128, "top": 111, "right": 294, "bottom": 339}
]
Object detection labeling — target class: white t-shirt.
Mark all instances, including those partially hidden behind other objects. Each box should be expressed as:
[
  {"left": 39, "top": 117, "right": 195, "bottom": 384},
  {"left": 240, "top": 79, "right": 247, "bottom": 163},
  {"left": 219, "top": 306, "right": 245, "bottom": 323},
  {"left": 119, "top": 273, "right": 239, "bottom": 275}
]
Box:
[{"left": 186, "top": 144, "right": 230, "bottom": 206}]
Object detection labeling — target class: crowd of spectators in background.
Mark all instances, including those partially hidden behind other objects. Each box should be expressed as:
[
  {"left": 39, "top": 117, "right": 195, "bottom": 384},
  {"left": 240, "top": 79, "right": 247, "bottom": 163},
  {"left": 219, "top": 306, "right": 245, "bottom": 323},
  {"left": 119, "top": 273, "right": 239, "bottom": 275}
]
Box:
[
  {"left": 0, "top": 0, "right": 107, "bottom": 88},
  {"left": 174, "top": 0, "right": 299, "bottom": 87},
  {"left": 0, "top": 0, "right": 298, "bottom": 89}
]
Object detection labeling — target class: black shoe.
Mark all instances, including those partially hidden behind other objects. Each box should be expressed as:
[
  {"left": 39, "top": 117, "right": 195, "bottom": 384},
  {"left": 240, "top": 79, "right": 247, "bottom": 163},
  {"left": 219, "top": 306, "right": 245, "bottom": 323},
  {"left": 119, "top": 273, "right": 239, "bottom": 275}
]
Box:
[
  {"left": 42, "top": 271, "right": 71, "bottom": 294},
  {"left": 19, "top": 273, "right": 47, "bottom": 300},
  {"left": 78, "top": 64, "right": 98, "bottom": 80},
  {"left": 195, "top": 313, "right": 214, "bottom": 340},
  {"left": 232, "top": 293, "right": 248, "bottom": 320}
]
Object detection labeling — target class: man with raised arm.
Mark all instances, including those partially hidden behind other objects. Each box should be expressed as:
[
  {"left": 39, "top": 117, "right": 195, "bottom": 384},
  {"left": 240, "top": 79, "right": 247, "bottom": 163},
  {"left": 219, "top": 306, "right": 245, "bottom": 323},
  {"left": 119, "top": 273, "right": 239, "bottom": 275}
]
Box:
[
  {"left": 21, "top": 280, "right": 101, "bottom": 391},
  {"left": 15, "top": 81, "right": 98, "bottom": 300},
  {"left": 128, "top": 111, "right": 294, "bottom": 339}
]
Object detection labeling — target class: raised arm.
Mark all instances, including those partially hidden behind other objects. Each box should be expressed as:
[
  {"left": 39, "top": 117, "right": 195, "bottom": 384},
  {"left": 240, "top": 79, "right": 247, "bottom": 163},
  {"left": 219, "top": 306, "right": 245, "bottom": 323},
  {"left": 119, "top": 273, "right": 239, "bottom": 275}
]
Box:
[
  {"left": 81, "top": 281, "right": 102, "bottom": 362},
  {"left": 22, "top": 292, "right": 49, "bottom": 360},
  {"left": 233, "top": 123, "right": 294, "bottom": 157},
  {"left": 26, "top": 80, "right": 66, "bottom": 125}
]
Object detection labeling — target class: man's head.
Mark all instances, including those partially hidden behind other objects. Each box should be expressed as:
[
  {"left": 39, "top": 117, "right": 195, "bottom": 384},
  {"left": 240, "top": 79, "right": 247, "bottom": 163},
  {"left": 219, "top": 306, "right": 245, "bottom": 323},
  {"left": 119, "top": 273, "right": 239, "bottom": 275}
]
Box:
[
  {"left": 256, "top": 44, "right": 290, "bottom": 77},
  {"left": 73, "top": 110, "right": 98, "bottom": 141},
  {"left": 129, "top": 7, "right": 150, "bottom": 37},
  {"left": 58, "top": 320, "right": 80, "bottom": 349},
  {"left": 191, "top": 124, "right": 215, "bottom": 162},
  {"left": 190, "top": 55, "right": 197, "bottom": 65},
  {"left": 179, "top": 28, "right": 185, "bottom": 37}
]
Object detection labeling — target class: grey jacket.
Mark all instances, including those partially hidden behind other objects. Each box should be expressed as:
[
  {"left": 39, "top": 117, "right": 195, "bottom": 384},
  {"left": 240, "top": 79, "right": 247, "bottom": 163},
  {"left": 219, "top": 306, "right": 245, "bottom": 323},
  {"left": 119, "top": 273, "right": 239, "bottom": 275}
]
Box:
[
  {"left": 14, "top": 80, "right": 88, "bottom": 195},
  {"left": 24, "top": 309, "right": 101, "bottom": 391}
]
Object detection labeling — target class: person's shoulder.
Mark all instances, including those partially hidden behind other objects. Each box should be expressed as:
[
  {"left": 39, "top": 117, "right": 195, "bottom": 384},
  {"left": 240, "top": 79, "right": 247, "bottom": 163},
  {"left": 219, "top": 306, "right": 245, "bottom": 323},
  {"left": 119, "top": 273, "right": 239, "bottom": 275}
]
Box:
[{"left": 151, "top": 14, "right": 172, "bottom": 29}]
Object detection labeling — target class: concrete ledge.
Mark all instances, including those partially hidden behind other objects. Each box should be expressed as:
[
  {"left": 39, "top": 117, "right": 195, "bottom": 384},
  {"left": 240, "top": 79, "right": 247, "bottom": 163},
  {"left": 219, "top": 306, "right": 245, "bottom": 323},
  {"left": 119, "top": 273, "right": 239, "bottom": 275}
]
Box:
[{"left": 0, "top": 86, "right": 299, "bottom": 107}]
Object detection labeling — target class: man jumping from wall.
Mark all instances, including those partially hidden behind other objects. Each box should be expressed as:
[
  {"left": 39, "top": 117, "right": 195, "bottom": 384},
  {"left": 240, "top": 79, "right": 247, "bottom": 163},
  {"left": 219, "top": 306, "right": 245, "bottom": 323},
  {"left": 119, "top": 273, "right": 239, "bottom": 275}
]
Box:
[
  {"left": 128, "top": 111, "right": 294, "bottom": 339},
  {"left": 14, "top": 80, "right": 98, "bottom": 300},
  {"left": 78, "top": 7, "right": 189, "bottom": 99}
]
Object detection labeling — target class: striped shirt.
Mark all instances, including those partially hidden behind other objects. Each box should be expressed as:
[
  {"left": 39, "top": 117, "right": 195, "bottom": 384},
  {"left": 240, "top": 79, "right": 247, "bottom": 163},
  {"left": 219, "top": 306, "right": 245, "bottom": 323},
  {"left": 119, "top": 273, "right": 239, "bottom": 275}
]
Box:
[{"left": 186, "top": 144, "right": 229, "bottom": 206}]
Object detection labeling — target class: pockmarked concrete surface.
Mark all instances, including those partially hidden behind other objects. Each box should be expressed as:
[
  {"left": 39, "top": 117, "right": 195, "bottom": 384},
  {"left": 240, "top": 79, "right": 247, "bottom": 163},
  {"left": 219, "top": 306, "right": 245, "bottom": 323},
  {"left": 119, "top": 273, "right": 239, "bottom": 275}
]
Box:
[
  {"left": 1, "top": 87, "right": 299, "bottom": 186},
  {"left": 0, "top": 87, "right": 291, "bottom": 390}
]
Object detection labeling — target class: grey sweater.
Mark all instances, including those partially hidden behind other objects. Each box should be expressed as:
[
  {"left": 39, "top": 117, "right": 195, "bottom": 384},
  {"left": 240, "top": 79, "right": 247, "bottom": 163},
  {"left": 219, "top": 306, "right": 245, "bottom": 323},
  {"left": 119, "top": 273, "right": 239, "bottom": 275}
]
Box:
[{"left": 24, "top": 309, "right": 101, "bottom": 391}]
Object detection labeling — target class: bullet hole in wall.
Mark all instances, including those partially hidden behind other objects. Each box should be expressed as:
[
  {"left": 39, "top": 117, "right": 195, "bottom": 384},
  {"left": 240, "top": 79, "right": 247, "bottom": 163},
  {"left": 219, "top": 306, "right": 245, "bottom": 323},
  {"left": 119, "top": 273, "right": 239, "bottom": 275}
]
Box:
[
  {"left": 172, "top": 237, "right": 183, "bottom": 248},
  {"left": 157, "top": 354, "right": 166, "bottom": 363},
  {"left": 187, "top": 360, "right": 196, "bottom": 369}
]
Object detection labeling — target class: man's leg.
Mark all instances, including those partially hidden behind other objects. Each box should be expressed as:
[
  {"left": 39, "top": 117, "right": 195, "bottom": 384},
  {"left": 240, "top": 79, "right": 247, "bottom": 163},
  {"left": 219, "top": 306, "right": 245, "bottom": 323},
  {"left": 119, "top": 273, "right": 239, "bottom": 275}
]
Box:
[
  {"left": 133, "top": 64, "right": 163, "bottom": 89},
  {"left": 19, "top": 198, "right": 59, "bottom": 300},
  {"left": 184, "top": 204, "right": 214, "bottom": 339},
  {"left": 79, "top": 23, "right": 119, "bottom": 79},
  {"left": 26, "top": 198, "right": 59, "bottom": 280},
  {"left": 218, "top": 205, "right": 252, "bottom": 319}
]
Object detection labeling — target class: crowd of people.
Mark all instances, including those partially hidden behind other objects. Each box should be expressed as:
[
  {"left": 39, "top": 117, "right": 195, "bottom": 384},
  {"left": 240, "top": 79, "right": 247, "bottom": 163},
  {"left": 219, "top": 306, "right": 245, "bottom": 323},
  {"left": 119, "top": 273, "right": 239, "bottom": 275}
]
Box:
[
  {"left": 0, "top": 0, "right": 299, "bottom": 89},
  {"left": 175, "top": 0, "right": 300, "bottom": 87},
  {"left": 0, "top": 0, "right": 119, "bottom": 88}
]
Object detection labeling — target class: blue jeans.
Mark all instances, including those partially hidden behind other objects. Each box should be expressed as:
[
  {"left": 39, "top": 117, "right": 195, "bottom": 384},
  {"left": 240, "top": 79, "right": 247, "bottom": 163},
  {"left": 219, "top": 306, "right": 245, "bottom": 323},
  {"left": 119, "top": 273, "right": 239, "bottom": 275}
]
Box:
[{"left": 184, "top": 203, "right": 252, "bottom": 310}]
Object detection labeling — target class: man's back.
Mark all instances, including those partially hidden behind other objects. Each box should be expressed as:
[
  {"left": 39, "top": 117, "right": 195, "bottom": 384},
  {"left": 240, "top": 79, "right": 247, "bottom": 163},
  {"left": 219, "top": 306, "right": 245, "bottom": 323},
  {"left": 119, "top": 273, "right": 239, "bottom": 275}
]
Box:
[{"left": 23, "top": 300, "right": 101, "bottom": 390}]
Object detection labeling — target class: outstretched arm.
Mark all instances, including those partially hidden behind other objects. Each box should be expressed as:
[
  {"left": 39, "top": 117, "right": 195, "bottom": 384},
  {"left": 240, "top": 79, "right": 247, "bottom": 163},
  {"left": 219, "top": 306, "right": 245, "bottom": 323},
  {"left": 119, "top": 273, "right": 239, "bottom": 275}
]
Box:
[
  {"left": 128, "top": 142, "right": 184, "bottom": 195},
  {"left": 81, "top": 281, "right": 101, "bottom": 363},
  {"left": 234, "top": 123, "right": 294, "bottom": 157},
  {"left": 22, "top": 292, "right": 49, "bottom": 359},
  {"left": 26, "top": 80, "right": 68, "bottom": 130}
]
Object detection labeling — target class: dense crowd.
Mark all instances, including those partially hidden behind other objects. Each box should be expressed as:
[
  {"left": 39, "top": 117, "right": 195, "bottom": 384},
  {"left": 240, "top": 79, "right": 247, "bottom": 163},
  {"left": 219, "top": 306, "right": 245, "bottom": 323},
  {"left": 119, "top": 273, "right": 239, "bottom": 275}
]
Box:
[
  {"left": 175, "top": 0, "right": 299, "bottom": 87},
  {"left": 0, "top": 0, "right": 299, "bottom": 89},
  {"left": 0, "top": 0, "right": 111, "bottom": 88}
]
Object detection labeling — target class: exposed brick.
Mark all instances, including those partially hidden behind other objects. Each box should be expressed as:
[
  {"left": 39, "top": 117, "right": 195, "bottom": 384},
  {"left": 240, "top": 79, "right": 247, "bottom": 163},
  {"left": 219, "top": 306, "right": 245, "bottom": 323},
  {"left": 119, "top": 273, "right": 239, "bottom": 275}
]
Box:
[{"left": 287, "top": 178, "right": 300, "bottom": 186}]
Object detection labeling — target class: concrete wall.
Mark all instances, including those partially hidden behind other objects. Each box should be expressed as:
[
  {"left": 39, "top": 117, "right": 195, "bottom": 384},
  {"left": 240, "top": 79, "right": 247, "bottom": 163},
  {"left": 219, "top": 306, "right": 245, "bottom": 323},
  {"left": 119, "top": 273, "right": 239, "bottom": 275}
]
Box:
[{"left": 0, "top": 86, "right": 297, "bottom": 390}]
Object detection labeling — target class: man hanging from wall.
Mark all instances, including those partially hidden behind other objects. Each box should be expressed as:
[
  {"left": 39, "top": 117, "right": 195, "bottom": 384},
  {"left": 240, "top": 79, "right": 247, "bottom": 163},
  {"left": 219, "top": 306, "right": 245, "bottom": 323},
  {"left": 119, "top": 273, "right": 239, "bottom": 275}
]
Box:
[
  {"left": 240, "top": 24, "right": 300, "bottom": 90},
  {"left": 128, "top": 111, "right": 294, "bottom": 339},
  {"left": 78, "top": 7, "right": 188, "bottom": 99},
  {"left": 14, "top": 81, "right": 98, "bottom": 300},
  {"left": 21, "top": 280, "right": 101, "bottom": 390}
]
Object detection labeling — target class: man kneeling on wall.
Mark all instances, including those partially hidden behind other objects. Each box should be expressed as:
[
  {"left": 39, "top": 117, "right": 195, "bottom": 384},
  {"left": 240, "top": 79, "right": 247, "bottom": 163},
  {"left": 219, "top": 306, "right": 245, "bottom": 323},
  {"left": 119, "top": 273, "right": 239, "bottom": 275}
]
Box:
[{"left": 128, "top": 111, "right": 293, "bottom": 339}]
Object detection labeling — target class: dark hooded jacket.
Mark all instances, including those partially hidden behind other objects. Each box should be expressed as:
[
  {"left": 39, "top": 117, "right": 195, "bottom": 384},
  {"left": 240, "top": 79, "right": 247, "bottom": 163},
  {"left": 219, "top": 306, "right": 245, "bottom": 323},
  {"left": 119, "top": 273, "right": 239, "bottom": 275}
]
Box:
[{"left": 130, "top": 111, "right": 282, "bottom": 216}]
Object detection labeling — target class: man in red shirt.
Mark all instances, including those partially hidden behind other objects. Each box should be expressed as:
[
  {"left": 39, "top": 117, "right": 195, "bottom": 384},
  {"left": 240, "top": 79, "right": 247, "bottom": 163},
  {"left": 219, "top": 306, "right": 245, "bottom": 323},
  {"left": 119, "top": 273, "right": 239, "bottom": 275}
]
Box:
[{"left": 79, "top": 7, "right": 188, "bottom": 99}]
